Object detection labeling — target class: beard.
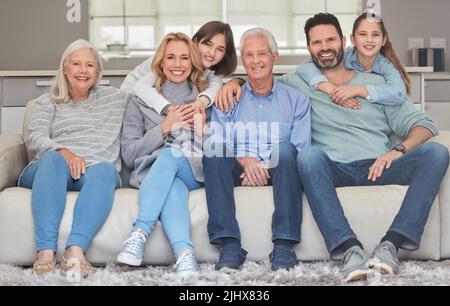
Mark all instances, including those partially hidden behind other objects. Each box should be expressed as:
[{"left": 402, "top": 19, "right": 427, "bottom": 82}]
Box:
[{"left": 311, "top": 47, "right": 344, "bottom": 69}]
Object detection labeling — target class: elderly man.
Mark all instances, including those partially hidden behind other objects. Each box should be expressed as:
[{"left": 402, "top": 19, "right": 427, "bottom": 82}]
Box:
[
  {"left": 203, "top": 28, "right": 311, "bottom": 271},
  {"left": 278, "top": 13, "right": 449, "bottom": 282}
]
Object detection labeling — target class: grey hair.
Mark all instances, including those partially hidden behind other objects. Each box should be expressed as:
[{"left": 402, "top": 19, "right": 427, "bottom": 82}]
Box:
[
  {"left": 52, "top": 39, "right": 103, "bottom": 102},
  {"left": 239, "top": 27, "right": 278, "bottom": 55}
]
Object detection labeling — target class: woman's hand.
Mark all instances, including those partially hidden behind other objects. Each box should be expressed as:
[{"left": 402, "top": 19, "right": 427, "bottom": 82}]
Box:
[
  {"left": 316, "top": 82, "right": 337, "bottom": 96},
  {"left": 330, "top": 85, "right": 367, "bottom": 109},
  {"left": 190, "top": 99, "right": 207, "bottom": 114},
  {"left": 338, "top": 98, "right": 361, "bottom": 110},
  {"left": 195, "top": 96, "right": 210, "bottom": 110},
  {"left": 161, "top": 104, "right": 196, "bottom": 138},
  {"left": 317, "top": 83, "right": 360, "bottom": 110},
  {"left": 58, "top": 148, "right": 86, "bottom": 180},
  {"left": 215, "top": 79, "right": 244, "bottom": 113},
  {"left": 193, "top": 104, "right": 207, "bottom": 138}
]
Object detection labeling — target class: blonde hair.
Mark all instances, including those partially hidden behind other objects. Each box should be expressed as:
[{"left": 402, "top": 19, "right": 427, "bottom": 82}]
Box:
[
  {"left": 52, "top": 39, "right": 103, "bottom": 102},
  {"left": 152, "top": 32, "right": 207, "bottom": 93}
]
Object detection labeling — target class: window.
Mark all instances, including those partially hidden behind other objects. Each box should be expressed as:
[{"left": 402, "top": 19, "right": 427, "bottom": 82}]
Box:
[{"left": 90, "top": 0, "right": 364, "bottom": 55}]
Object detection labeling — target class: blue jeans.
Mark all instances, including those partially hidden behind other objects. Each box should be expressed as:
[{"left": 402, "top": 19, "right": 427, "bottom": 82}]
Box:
[
  {"left": 135, "top": 148, "right": 203, "bottom": 258},
  {"left": 297, "top": 142, "right": 449, "bottom": 260},
  {"left": 203, "top": 142, "right": 303, "bottom": 245},
  {"left": 18, "top": 151, "right": 119, "bottom": 252}
]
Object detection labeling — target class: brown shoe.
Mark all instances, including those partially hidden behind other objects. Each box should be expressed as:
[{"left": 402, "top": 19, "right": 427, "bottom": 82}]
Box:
[
  {"left": 32, "top": 258, "right": 56, "bottom": 274},
  {"left": 60, "top": 256, "right": 95, "bottom": 277}
]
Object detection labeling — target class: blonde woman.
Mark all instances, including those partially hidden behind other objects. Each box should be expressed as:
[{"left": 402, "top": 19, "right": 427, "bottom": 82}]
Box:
[
  {"left": 18, "top": 39, "right": 126, "bottom": 275},
  {"left": 117, "top": 33, "right": 208, "bottom": 277}
]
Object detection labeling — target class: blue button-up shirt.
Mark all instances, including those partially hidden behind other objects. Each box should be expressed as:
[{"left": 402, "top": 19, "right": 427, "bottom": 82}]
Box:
[{"left": 209, "top": 80, "right": 311, "bottom": 162}]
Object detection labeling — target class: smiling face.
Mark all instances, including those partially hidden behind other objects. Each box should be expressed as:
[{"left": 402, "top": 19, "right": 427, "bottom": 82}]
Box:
[
  {"left": 241, "top": 36, "right": 278, "bottom": 83},
  {"left": 63, "top": 48, "right": 98, "bottom": 98},
  {"left": 307, "top": 24, "right": 345, "bottom": 69},
  {"left": 351, "top": 19, "right": 386, "bottom": 58},
  {"left": 197, "top": 33, "right": 226, "bottom": 69},
  {"left": 161, "top": 40, "right": 192, "bottom": 84}
]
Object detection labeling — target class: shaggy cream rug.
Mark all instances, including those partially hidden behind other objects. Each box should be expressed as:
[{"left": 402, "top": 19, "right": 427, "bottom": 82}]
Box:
[{"left": 1, "top": 260, "right": 450, "bottom": 286}]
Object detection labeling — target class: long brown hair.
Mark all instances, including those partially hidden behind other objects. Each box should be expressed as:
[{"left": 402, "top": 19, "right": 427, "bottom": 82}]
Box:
[
  {"left": 353, "top": 13, "right": 411, "bottom": 96},
  {"left": 152, "top": 32, "right": 207, "bottom": 93},
  {"left": 192, "top": 21, "right": 237, "bottom": 76}
]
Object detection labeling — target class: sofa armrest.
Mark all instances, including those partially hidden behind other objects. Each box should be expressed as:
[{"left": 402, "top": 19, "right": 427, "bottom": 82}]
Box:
[
  {"left": 0, "top": 135, "right": 27, "bottom": 192},
  {"left": 430, "top": 133, "right": 450, "bottom": 258},
  {"left": 431, "top": 132, "right": 450, "bottom": 146},
  {"left": 431, "top": 133, "right": 450, "bottom": 195}
]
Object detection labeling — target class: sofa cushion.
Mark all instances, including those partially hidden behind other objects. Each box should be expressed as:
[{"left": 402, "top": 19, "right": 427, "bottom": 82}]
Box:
[{"left": 0, "top": 185, "right": 440, "bottom": 265}]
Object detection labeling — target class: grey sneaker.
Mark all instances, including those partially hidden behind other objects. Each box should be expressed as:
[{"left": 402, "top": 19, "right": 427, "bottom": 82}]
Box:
[
  {"left": 339, "top": 246, "right": 371, "bottom": 282},
  {"left": 369, "top": 241, "right": 400, "bottom": 275}
]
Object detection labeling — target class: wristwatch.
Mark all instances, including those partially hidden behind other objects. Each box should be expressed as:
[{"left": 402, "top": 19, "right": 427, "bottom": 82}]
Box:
[{"left": 393, "top": 143, "right": 407, "bottom": 154}]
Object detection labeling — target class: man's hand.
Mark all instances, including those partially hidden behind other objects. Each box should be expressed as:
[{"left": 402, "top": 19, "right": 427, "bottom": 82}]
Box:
[
  {"left": 236, "top": 157, "right": 270, "bottom": 187},
  {"left": 58, "top": 148, "right": 86, "bottom": 180},
  {"left": 215, "top": 79, "right": 243, "bottom": 113},
  {"left": 368, "top": 150, "right": 404, "bottom": 182}
]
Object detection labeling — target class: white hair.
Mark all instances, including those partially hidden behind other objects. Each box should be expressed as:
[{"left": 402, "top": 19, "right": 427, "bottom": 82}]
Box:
[
  {"left": 239, "top": 27, "right": 278, "bottom": 55},
  {"left": 52, "top": 39, "right": 103, "bottom": 102}
]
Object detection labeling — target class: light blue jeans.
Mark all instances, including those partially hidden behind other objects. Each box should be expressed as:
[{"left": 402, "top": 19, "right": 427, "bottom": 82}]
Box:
[
  {"left": 18, "top": 151, "right": 119, "bottom": 252},
  {"left": 135, "top": 148, "right": 203, "bottom": 259}
]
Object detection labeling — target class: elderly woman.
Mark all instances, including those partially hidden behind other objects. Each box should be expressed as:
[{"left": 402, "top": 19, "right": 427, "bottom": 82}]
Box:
[{"left": 18, "top": 39, "right": 126, "bottom": 275}]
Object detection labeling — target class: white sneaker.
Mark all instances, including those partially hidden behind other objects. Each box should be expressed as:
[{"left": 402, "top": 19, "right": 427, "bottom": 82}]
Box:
[
  {"left": 117, "top": 229, "right": 147, "bottom": 266},
  {"left": 176, "top": 249, "right": 199, "bottom": 278}
]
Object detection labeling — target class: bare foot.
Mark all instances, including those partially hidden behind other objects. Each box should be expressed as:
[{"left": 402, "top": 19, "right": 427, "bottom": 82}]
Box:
[
  {"left": 33, "top": 250, "right": 56, "bottom": 274},
  {"left": 35, "top": 249, "right": 55, "bottom": 264},
  {"left": 64, "top": 246, "right": 85, "bottom": 260}
]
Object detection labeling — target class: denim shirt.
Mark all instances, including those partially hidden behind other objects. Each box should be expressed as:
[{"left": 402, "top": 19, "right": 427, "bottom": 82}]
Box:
[{"left": 297, "top": 46, "right": 407, "bottom": 105}]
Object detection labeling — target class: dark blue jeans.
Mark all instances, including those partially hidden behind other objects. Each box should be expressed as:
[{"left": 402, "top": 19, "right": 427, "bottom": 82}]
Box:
[
  {"left": 297, "top": 142, "right": 449, "bottom": 260},
  {"left": 18, "top": 151, "right": 120, "bottom": 252},
  {"left": 203, "top": 142, "right": 303, "bottom": 246}
]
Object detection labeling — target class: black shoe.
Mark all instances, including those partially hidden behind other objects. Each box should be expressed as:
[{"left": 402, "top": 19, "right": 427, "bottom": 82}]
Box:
[
  {"left": 215, "top": 244, "right": 248, "bottom": 271},
  {"left": 270, "top": 246, "right": 297, "bottom": 271}
]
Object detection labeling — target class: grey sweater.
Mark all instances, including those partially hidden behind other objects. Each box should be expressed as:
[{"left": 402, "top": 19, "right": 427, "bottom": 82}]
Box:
[
  {"left": 121, "top": 81, "right": 205, "bottom": 188},
  {"left": 26, "top": 86, "right": 127, "bottom": 171}
]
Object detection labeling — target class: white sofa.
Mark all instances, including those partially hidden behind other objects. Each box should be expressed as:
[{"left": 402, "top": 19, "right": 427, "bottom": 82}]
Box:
[{"left": 1, "top": 106, "right": 450, "bottom": 266}]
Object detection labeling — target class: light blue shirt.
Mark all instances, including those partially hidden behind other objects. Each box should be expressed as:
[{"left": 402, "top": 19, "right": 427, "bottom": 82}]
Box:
[
  {"left": 209, "top": 80, "right": 311, "bottom": 162},
  {"left": 297, "top": 46, "right": 407, "bottom": 105}
]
